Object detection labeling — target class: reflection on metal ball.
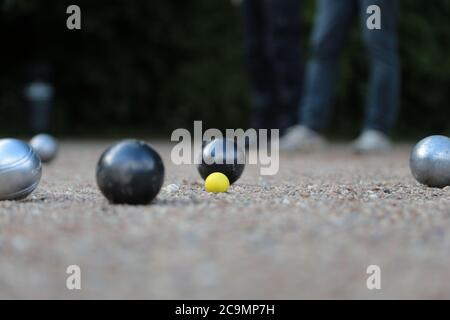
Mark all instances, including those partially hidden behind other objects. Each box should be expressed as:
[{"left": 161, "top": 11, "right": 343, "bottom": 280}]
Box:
[
  {"left": 0, "top": 138, "right": 42, "bottom": 201},
  {"left": 197, "top": 138, "right": 245, "bottom": 184},
  {"left": 410, "top": 135, "right": 450, "bottom": 188}
]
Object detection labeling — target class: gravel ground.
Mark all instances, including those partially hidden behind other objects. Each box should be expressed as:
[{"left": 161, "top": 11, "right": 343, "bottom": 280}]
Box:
[{"left": 1, "top": 141, "right": 450, "bottom": 299}]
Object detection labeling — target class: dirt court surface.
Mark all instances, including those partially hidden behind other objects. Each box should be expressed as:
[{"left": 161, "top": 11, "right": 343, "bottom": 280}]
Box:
[{"left": 1, "top": 141, "right": 450, "bottom": 299}]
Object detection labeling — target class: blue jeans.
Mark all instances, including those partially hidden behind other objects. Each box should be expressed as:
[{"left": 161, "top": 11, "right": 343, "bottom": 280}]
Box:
[
  {"left": 242, "top": 0, "right": 303, "bottom": 131},
  {"left": 300, "top": 0, "right": 400, "bottom": 133}
]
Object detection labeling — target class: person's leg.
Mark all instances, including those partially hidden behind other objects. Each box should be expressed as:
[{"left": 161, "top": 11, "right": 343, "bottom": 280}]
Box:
[
  {"left": 359, "top": 0, "right": 400, "bottom": 133},
  {"left": 300, "top": 0, "right": 356, "bottom": 132},
  {"left": 264, "top": 0, "right": 303, "bottom": 132},
  {"left": 241, "top": 0, "right": 276, "bottom": 130}
]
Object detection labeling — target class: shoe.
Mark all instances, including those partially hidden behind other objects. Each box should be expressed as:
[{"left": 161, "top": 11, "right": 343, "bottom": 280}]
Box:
[
  {"left": 279, "top": 125, "right": 326, "bottom": 152},
  {"left": 352, "top": 129, "right": 392, "bottom": 153}
]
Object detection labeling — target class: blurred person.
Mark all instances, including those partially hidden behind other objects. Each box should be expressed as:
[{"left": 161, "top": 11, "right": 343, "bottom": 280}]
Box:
[
  {"left": 280, "top": 0, "right": 400, "bottom": 153},
  {"left": 236, "top": 0, "right": 303, "bottom": 134},
  {"left": 23, "top": 62, "right": 55, "bottom": 134}
]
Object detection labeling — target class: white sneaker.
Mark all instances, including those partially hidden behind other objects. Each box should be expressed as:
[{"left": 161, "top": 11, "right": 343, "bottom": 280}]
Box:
[
  {"left": 279, "top": 125, "right": 326, "bottom": 151},
  {"left": 352, "top": 129, "right": 392, "bottom": 153}
]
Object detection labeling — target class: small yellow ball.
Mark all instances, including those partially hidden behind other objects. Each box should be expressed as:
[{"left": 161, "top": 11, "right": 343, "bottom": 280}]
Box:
[{"left": 205, "top": 172, "right": 230, "bottom": 193}]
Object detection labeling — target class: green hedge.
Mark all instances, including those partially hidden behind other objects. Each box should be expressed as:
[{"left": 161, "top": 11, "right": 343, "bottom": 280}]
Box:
[{"left": 1, "top": 0, "right": 450, "bottom": 139}]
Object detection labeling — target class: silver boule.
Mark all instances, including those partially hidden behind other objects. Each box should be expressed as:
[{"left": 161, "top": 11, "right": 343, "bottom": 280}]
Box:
[
  {"left": 410, "top": 135, "right": 450, "bottom": 188},
  {"left": 30, "top": 133, "right": 59, "bottom": 163},
  {"left": 0, "top": 138, "right": 42, "bottom": 200}
]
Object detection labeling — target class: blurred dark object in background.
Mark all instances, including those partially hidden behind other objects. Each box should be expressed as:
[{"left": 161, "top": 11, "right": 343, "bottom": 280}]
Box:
[
  {"left": 0, "top": 0, "right": 450, "bottom": 139},
  {"left": 23, "top": 62, "right": 55, "bottom": 133},
  {"left": 240, "top": 0, "right": 303, "bottom": 134}
]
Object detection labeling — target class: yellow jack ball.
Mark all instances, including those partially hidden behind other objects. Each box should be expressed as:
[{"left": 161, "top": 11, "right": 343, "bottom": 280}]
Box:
[{"left": 205, "top": 172, "right": 230, "bottom": 193}]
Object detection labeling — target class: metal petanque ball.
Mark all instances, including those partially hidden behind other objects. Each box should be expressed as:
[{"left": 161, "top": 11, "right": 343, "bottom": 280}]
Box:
[
  {"left": 96, "top": 140, "right": 165, "bottom": 205},
  {"left": 197, "top": 138, "right": 245, "bottom": 185},
  {"left": 30, "top": 133, "right": 59, "bottom": 163},
  {"left": 0, "top": 138, "right": 42, "bottom": 201},
  {"left": 410, "top": 135, "right": 450, "bottom": 188}
]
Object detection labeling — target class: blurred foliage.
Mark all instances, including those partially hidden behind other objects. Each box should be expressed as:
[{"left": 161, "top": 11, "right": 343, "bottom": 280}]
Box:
[{"left": 0, "top": 0, "right": 450, "bottom": 139}]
